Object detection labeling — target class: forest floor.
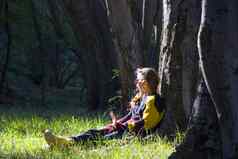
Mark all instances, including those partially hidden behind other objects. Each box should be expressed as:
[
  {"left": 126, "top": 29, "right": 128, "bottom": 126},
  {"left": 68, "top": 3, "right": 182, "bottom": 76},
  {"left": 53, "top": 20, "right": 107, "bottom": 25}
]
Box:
[{"left": 0, "top": 94, "right": 181, "bottom": 159}]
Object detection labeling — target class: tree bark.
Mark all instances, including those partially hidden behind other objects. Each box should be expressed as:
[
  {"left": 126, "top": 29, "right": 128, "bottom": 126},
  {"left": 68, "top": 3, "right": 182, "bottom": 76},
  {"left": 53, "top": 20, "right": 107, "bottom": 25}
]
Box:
[
  {"left": 197, "top": 0, "right": 238, "bottom": 158},
  {"left": 141, "top": 0, "right": 157, "bottom": 53},
  {"left": 180, "top": 1, "right": 201, "bottom": 118},
  {"left": 158, "top": 0, "right": 187, "bottom": 130},
  {"left": 169, "top": 78, "right": 222, "bottom": 159},
  {"left": 128, "top": 0, "right": 158, "bottom": 66},
  {"left": 167, "top": 0, "right": 238, "bottom": 158}
]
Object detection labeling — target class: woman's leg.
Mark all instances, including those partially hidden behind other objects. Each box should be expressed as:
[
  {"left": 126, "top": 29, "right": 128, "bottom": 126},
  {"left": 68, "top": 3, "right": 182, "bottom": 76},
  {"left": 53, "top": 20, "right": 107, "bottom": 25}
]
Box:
[
  {"left": 103, "top": 123, "right": 128, "bottom": 139},
  {"left": 70, "top": 129, "right": 104, "bottom": 143},
  {"left": 73, "top": 123, "right": 128, "bottom": 141},
  {"left": 44, "top": 128, "right": 105, "bottom": 147},
  {"left": 43, "top": 123, "right": 127, "bottom": 147}
]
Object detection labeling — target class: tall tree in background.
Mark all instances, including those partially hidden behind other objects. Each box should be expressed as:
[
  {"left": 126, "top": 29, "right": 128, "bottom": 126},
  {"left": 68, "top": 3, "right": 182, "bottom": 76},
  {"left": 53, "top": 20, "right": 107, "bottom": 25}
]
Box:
[
  {"left": 0, "top": 0, "right": 11, "bottom": 101},
  {"left": 46, "top": 0, "right": 80, "bottom": 89},
  {"left": 62, "top": 0, "right": 118, "bottom": 110},
  {"left": 106, "top": 0, "right": 143, "bottom": 106},
  {"left": 30, "top": 0, "right": 48, "bottom": 106}
]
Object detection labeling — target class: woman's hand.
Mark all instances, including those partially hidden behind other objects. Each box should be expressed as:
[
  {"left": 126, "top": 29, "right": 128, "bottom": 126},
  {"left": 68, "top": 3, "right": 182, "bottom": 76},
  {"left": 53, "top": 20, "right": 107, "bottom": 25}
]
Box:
[{"left": 109, "top": 111, "right": 117, "bottom": 129}]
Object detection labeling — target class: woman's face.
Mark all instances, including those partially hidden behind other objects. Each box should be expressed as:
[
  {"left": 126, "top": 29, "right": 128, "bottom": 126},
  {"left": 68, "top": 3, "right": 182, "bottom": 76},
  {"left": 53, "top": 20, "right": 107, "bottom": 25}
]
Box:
[{"left": 136, "top": 73, "right": 149, "bottom": 94}]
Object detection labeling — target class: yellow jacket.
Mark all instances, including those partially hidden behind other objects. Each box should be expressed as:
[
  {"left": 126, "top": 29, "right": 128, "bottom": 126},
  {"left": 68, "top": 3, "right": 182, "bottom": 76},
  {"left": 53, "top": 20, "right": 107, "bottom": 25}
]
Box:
[
  {"left": 127, "top": 95, "right": 165, "bottom": 131},
  {"left": 143, "top": 95, "right": 164, "bottom": 129}
]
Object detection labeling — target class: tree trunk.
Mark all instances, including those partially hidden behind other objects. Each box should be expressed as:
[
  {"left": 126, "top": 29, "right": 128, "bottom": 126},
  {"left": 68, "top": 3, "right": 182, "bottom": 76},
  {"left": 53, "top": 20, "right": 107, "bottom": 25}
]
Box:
[
  {"left": 141, "top": 0, "right": 158, "bottom": 66},
  {"left": 30, "top": 0, "right": 47, "bottom": 106},
  {"left": 46, "top": 0, "right": 64, "bottom": 88},
  {"left": 180, "top": 1, "right": 201, "bottom": 118},
  {"left": 106, "top": 0, "right": 143, "bottom": 68},
  {"left": 106, "top": 0, "right": 144, "bottom": 107},
  {"left": 169, "top": 78, "right": 222, "bottom": 159},
  {"left": 128, "top": 0, "right": 159, "bottom": 66},
  {"left": 158, "top": 0, "right": 187, "bottom": 130},
  {"left": 197, "top": 0, "right": 238, "bottom": 158},
  {"left": 63, "top": 0, "right": 118, "bottom": 110},
  {"left": 0, "top": 0, "right": 10, "bottom": 98},
  {"left": 166, "top": 0, "right": 238, "bottom": 158}
]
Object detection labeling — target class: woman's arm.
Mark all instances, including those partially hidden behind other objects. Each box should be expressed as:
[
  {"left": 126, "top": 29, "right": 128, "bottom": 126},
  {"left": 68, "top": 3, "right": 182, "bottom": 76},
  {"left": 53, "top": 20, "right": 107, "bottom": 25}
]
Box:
[{"left": 117, "top": 111, "right": 132, "bottom": 123}]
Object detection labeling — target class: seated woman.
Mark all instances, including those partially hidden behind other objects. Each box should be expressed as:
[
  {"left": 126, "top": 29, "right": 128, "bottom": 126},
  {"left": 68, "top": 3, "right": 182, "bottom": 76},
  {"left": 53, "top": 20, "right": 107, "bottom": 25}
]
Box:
[{"left": 43, "top": 67, "right": 165, "bottom": 147}]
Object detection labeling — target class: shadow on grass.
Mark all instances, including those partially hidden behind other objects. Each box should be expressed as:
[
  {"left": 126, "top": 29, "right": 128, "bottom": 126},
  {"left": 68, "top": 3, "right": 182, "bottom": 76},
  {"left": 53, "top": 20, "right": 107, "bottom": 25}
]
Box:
[
  {"left": 0, "top": 97, "right": 113, "bottom": 123},
  {"left": 0, "top": 87, "right": 106, "bottom": 119}
]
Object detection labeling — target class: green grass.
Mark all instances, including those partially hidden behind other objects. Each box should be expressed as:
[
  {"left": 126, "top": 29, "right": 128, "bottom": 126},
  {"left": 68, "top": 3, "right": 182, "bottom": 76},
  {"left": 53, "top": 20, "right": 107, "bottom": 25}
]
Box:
[{"left": 0, "top": 106, "right": 179, "bottom": 159}]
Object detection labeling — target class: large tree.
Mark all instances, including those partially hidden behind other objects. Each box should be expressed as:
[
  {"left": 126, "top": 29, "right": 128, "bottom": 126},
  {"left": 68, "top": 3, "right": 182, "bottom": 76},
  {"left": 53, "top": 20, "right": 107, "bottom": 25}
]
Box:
[
  {"left": 197, "top": 0, "right": 238, "bottom": 157},
  {"left": 158, "top": 0, "right": 238, "bottom": 158}
]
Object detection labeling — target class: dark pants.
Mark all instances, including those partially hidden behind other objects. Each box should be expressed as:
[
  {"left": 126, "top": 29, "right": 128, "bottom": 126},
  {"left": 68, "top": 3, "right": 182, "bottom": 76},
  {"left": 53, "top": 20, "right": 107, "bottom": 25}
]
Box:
[{"left": 71, "top": 123, "right": 128, "bottom": 143}]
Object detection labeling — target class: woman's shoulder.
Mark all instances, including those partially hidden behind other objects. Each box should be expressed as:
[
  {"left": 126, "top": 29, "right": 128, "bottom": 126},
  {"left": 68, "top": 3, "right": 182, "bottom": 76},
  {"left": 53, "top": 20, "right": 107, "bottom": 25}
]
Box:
[
  {"left": 146, "top": 94, "right": 158, "bottom": 103},
  {"left": 146, "top": 94, "right": 164, "bottom": 107}
]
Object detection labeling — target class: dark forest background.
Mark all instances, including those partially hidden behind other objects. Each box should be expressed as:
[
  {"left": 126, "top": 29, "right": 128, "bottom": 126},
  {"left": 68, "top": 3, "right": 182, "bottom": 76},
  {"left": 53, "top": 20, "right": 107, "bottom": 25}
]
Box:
[{"left": 0, "top": 0, "right": 238, "bottom": 158}]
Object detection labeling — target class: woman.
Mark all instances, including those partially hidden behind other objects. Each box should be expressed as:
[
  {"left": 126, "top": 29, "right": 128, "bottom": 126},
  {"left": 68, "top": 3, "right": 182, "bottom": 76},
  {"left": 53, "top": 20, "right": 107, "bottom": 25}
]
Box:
[{"left": 43, "top": 67, "right": 165, "bottom": 147}]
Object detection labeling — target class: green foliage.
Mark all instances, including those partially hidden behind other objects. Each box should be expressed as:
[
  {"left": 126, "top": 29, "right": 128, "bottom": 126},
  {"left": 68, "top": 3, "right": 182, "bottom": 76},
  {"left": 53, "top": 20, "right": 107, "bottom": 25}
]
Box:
[{"left": 0, "top": 106, "right": 180, "bottom": 159}]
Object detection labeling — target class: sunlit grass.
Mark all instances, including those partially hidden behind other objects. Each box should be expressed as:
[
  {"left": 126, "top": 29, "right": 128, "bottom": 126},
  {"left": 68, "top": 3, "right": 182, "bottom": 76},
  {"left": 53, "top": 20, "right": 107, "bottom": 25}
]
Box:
[{"left": 0, "top": 109, "right": 179, "bottom": 159}]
